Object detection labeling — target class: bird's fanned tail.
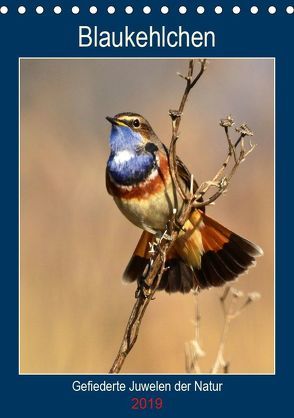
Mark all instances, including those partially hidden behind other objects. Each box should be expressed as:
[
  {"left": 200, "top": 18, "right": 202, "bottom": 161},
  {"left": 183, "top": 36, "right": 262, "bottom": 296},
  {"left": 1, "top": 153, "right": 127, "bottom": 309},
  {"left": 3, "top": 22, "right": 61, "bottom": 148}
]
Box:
[{"left": 123, "top": 210, "right": 263, "bottom": 293}]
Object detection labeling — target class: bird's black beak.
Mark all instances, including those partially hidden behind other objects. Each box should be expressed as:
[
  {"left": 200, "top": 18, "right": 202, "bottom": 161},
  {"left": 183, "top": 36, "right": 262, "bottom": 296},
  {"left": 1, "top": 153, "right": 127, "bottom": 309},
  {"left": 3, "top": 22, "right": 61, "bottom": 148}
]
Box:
[
  {"left": 106, "top": 116, "right": 115, "bottom": 124},
  {"left": 106, "top": 116, "right": 128, "bottom": 127},
  {"left": 106, "top": 116, "right": 120, "bottom": 126}
]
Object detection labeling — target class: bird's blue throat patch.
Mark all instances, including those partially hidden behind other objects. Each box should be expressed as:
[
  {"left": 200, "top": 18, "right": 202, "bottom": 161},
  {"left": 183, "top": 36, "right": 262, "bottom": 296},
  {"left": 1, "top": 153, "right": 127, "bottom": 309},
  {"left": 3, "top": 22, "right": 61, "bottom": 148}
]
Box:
[
  {"left": 107, "top": 125, "right": 156, "bottom": 185},
  {"left": 109, "top": 125, "right": 141, "bottom": 152}
]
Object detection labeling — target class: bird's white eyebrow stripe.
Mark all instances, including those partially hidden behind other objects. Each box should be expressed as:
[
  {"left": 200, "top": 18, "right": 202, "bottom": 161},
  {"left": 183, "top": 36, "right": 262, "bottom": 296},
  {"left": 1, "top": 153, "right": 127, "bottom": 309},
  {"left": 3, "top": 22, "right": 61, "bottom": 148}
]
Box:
[
  {"left": 113, "top": 150, "right": 134, "bottom": 164},
  {"left": 119, "top": 115, "right": 138, "bottom": 121}
]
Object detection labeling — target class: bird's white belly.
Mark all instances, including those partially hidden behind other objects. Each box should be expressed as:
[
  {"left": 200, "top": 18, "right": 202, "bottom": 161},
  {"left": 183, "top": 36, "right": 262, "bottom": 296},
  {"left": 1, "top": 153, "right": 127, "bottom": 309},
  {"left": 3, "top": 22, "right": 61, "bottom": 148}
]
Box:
[{"left": 113, "top": 183, "right": 178, "bottom": 233}]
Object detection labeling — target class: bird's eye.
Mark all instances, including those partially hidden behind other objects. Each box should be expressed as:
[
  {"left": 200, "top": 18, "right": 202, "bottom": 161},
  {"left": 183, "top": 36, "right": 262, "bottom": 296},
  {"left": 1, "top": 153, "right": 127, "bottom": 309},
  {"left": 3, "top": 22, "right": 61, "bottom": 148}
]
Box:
[{"left": 133, "top": 119, "right": 140, "bottom": 128}]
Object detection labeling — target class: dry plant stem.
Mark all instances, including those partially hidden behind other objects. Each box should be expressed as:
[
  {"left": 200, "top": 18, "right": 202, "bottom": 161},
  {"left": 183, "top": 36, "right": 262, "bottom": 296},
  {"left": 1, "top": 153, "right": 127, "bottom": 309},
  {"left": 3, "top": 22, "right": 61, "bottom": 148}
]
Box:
[
  {"left": 213, "top": 287, "right": 241, "bottom": 373},
  {"left": 109, "top": 59, "right": 256, "bottom": 374},
  {"left": 211, "top": 287, "right": 260, "bottom": 374},
  {"left": 109, "top": 60, "right": 207, "bottom": 374},
  {"left": 185, "top": 287, "right": 260, "bottom": 374},
  {"left": 169, "top": 59, "right": 207, "bottom": 202},
  {"left": 192, "top": 130, "right": 256, "bottom": 209},
  {"left": 109, "top": 251, "right": 167, "bottom": 373},
  {"left": 211, "top": 316, "right": 231, "bottom": 374},
  {"left": 185, "top": 295, "right": 203, "bottom": 373},
  {"left": 211, "top": 288, "right": 236, "bottom": 374}
]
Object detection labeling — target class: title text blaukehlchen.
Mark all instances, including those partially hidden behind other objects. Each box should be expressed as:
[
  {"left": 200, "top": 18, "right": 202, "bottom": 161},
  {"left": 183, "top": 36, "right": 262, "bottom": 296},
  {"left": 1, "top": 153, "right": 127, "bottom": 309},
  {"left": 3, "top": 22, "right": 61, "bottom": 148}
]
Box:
[{"left": 79, "top": 26, "right": 216, "bottom": 48}]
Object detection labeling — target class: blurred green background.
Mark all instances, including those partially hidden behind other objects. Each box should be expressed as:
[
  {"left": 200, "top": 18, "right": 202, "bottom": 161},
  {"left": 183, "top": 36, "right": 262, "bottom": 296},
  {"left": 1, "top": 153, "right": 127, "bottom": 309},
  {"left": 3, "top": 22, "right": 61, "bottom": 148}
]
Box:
[{"left": 20, "top": 59, "right": 274, "bottom": 373}]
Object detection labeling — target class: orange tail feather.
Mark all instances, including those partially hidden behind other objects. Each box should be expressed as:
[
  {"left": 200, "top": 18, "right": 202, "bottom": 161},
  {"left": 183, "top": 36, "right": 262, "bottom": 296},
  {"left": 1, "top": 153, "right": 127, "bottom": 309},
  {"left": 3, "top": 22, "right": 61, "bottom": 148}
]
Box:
[{"left": 123, "top": 211, "right": 263, "bottom": 293}]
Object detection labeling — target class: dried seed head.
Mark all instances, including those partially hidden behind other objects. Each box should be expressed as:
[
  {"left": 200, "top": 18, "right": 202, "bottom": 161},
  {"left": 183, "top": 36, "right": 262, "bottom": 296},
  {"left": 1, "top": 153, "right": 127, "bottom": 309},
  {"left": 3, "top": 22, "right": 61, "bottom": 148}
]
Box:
[
  {"left": 236, "top": 123, "right": 254, "bottom": 137},
  {"left": 220, "top": 115, "right": 234, "bottom": 128}
]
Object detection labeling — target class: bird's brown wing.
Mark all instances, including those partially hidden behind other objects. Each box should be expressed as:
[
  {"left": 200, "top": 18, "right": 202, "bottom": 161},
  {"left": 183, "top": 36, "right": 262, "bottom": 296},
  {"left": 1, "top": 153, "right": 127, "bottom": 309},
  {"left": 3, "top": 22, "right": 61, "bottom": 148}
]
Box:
[
  {"left": 176, "top": 156, "right": 198, "bottom": 192},
  {"left": 175, "top": 155, "right": 205, "bottom": 210}
]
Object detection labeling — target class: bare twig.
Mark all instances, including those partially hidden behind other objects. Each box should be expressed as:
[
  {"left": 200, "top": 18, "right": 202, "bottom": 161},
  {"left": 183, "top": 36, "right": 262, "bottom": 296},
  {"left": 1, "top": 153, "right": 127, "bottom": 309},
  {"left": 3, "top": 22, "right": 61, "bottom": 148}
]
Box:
[
  {"left": 185, "top": 293, "right": 205, "bottom": 373},
  {"left": 211, "top": 287, "right": 261, "bottom": 374},
  {"left": 109, "top": 243, "right": 167, "bottom": 373},
  {"left": 192, "top": 118, "right": 256, "bottom": 209},
  {"left": 109, "top": 59, "right": 257, "bottom": 374},
  {"left": 169, "top": 59, "right": 207, "bottom": 203},
  {"left": 185, "top": 286, "right": 261, "bottom": 374}
]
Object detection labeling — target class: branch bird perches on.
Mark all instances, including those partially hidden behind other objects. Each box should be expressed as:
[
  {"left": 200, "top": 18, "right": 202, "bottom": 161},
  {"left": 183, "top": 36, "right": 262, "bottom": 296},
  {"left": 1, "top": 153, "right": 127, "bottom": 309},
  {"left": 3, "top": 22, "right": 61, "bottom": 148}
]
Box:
[{"left": 109, "top": 59, "right": 256, "bottom": 374}]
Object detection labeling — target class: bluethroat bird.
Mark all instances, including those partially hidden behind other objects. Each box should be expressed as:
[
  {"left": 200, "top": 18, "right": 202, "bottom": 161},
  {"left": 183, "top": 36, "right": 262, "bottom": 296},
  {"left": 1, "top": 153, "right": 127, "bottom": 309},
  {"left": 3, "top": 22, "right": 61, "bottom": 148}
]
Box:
[{"left": 106, "top": 113, "right": 263, "bottom": 293}]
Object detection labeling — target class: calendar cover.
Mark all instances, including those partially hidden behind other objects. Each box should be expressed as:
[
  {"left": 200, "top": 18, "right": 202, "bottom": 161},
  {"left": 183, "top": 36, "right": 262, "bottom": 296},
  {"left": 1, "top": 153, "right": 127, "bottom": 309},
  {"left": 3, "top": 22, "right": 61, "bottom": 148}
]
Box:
[{"left": 1, "top": 1, "right": 291, "bottom": 416}]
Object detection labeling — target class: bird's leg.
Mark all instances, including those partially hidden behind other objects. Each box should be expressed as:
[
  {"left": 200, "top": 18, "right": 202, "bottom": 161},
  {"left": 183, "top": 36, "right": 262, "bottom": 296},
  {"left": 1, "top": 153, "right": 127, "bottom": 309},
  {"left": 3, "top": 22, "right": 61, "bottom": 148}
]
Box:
[
  {"left": 135, "top": 262, "right": 154, "bottom": 299},
  {"left": 135, "top": 231, "right": 170, "bottom": 299},
  {"left": 135, "top": 277, "right": 152, "bottom": 299}
]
